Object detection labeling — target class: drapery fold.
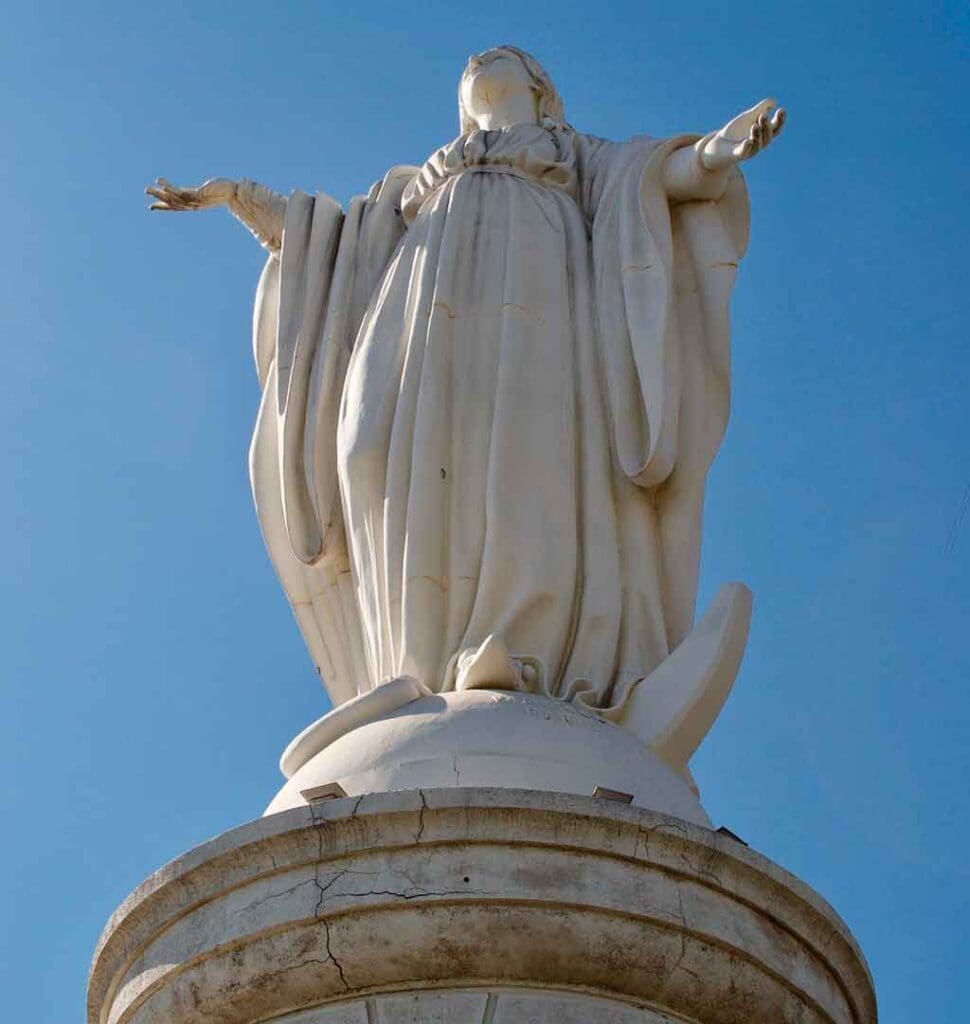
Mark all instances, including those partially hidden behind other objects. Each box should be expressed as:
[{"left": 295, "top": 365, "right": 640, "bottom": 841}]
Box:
[
  {"left": 250, "top": 167, "right": 416, "bottom": 703},
  {"left": 586, "top": 133, "right": 749, "bottom": 649},
  {"left": 249, "top": 129, "right": 749, "bottom": 711}
]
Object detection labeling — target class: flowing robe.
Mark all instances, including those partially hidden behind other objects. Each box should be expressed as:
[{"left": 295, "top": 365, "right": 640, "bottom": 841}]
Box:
[{"left": 251, "top": 124, "right": 749, "bottom": 712}]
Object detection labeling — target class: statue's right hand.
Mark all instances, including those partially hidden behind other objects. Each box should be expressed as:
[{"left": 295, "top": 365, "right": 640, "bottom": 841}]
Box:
[{"left": 146, "top": 177, "right": 237, "bottom": 212}]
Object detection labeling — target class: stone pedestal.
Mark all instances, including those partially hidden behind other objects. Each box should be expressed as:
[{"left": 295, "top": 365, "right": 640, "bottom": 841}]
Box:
[
  {"left": 267, "top": 690, "right": 711, "bottom": 826},
  {"left": 88, "top": 789, "right": 876, "bottom": 1024}
]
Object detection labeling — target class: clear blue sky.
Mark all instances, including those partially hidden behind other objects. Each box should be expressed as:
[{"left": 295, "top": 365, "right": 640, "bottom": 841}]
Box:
[{"left": 1, "top": 2, "right": 967, "bottom": 1021}]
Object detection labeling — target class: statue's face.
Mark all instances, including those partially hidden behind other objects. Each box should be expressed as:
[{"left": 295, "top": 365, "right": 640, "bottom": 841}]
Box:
[{"left": 461, "top": 49, "right": 538, "bottom": 127}]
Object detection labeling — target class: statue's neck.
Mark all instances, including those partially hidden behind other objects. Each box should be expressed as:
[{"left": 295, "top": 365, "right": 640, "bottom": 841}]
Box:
[{"left": 472, "top": 93, "right": 539, "bottom": 131}]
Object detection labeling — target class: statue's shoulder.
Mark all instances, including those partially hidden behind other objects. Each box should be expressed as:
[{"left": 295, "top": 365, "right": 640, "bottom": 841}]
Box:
[
  {"left": 574, "top": 130, "right": 659, "bottom": 151},
  {"left": 573, "top": 130, "right": 662, "bottom": 177},
  {"left": 364, "top": 164, "right": 423, "bottom": 206},
  {"left": 573, "top": 131, "right": 663, "bottom": 209}
]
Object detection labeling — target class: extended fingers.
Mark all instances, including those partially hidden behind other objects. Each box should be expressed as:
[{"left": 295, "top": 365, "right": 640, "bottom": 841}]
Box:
[
  {"left": 754, "top": 115, "right": 767, "bottom": 148},
  {"left": 145, "top": 180, "right": 201, "bottom": 210},
  {"left": 749, "top": 96, "right": 777, "bottom": 120},
  {"left": 146, "top": 190, "right": 186, "bottom": 210},
  {"left": 148, "top": 177, "right": 178, "bottom": 197},
  {"left": 732, "top": 119, "right": 765, "bottom": 162},
  {"left": 722, "top": 96, "right": 777, "bottom": 140},
  {"left": 748, "top": 111, "right": 780, "bottom": 154},
  {"left": 760, "top": 110, "right": 783, "bottom": 142},
  {"left": 725, "top": 102, "right": 787, "bottom": 163},
  {"left": 756, "top": 108, "right": 786, "bottom": 149}
]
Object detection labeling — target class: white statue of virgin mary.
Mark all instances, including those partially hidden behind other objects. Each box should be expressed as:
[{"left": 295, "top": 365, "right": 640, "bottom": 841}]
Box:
[{"left": 148, "top": 46, "right": 784, "bottom": 743}]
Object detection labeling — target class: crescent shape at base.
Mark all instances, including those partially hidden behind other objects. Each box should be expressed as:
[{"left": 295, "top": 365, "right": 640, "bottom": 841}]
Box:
[
  {"left": 280, "top": 675, "right": 431, "bottom": 778},
  {"left": 617, "top": 582, "right": 753, "bottom": 776},
  {"left": 279, "top": 583, "right": 751, "bottom": 787}
]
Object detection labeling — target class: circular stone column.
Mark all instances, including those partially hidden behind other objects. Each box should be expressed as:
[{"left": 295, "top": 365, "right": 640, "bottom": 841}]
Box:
[{"left": 88, "top": 789, "right": 876, "bottom": 1024}]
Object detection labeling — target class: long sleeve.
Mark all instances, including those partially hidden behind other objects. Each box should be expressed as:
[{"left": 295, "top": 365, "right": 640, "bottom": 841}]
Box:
[
  {"left": 577, "top": 131, "right": 749, "bottom": 647},
  {"left": 249, "top": 167, "right": 416, "bottom": 706},
  {"left": 229, "top": 179, "right": 288, "bottom": 252},
  {"left": 662, "top": 135, "right": 734, "bottom": 202}
]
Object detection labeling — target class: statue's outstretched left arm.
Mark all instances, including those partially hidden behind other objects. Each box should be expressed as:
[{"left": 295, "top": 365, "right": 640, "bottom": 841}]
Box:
[
  {"left": 663, "top": 98, "right": 786, "bottom": 201},
  {"left": 146, "top": 177, "right": 288, "bottom": 252}
]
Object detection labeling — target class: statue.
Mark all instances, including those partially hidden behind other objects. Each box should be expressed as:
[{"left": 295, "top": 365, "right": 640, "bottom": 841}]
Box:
[
  {"left": 147, "top": 46, "right": 785, "bottom": 800},
  {"left": 93, "top": 68, "right": 878, "bottom": 1024}
]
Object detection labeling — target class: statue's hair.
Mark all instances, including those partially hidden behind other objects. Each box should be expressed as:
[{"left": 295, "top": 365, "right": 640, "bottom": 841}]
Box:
[{"left": 459, "top": 45, "right": 566, "bottom": 134}]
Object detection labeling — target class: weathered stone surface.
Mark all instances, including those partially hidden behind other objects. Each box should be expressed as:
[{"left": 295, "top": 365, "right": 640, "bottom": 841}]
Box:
[
  {"left": 146, "top": 48, "right": 787, "bottom": 787},
  {"left": 89, "top": 789, "right": 875, "bottom": 1024},
  {"left": 267, "top": 689, "right": 712, "bottom": 825},
  {"left": 274, "top": 990, "right": 677, "bottom": 1021}
]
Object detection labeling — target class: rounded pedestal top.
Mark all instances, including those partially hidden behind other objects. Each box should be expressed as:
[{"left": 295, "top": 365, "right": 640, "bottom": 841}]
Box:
[{"left": 267, "top": 689, "right": 708, "bottom": 825}]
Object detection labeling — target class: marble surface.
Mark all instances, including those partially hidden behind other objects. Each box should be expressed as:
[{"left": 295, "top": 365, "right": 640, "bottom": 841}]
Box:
[
  {"left": 265, "top": 689, "right": 711, "bottom": 824},
  {"left": 88, "top": 789, "right": 874, "bottom": 1024},
  {"left": 273, "top": 990, "right": 680, "bottom": 1022},
  {"left": 146, "top": 47, "right": 786, "bottom": 780}
]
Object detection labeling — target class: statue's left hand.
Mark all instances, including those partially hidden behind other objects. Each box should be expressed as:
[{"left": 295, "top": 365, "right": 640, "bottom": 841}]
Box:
[
  {"left": 145, "top": 177, "right": 237, "bottom": 211},
  {"left": 700, "top": 98, "right": 786, "bottom": 172}
]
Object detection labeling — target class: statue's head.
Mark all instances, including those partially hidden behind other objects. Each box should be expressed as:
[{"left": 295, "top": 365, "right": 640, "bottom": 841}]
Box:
[{"left": 459, "top": 46, "right": 565, "bottom": 133}]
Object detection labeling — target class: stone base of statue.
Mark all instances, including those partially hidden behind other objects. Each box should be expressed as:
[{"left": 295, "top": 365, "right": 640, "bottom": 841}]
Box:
[
  {"left": 267, "top": 688, "right": 713, "bottom": 826},
  {"left": 88, "top": 788, "right": 876, "bottom": 1024},
  {"left": 263, "top": 583, "right": 757, "bottom": 831}
]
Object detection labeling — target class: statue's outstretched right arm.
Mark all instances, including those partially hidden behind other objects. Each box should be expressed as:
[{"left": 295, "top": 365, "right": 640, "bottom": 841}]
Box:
[
  {"left": 662, "top": 99, "right": 785, "bottom": 201},
  {"left": 145, "top": 177, "right": 287, "bottom": 253}
]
